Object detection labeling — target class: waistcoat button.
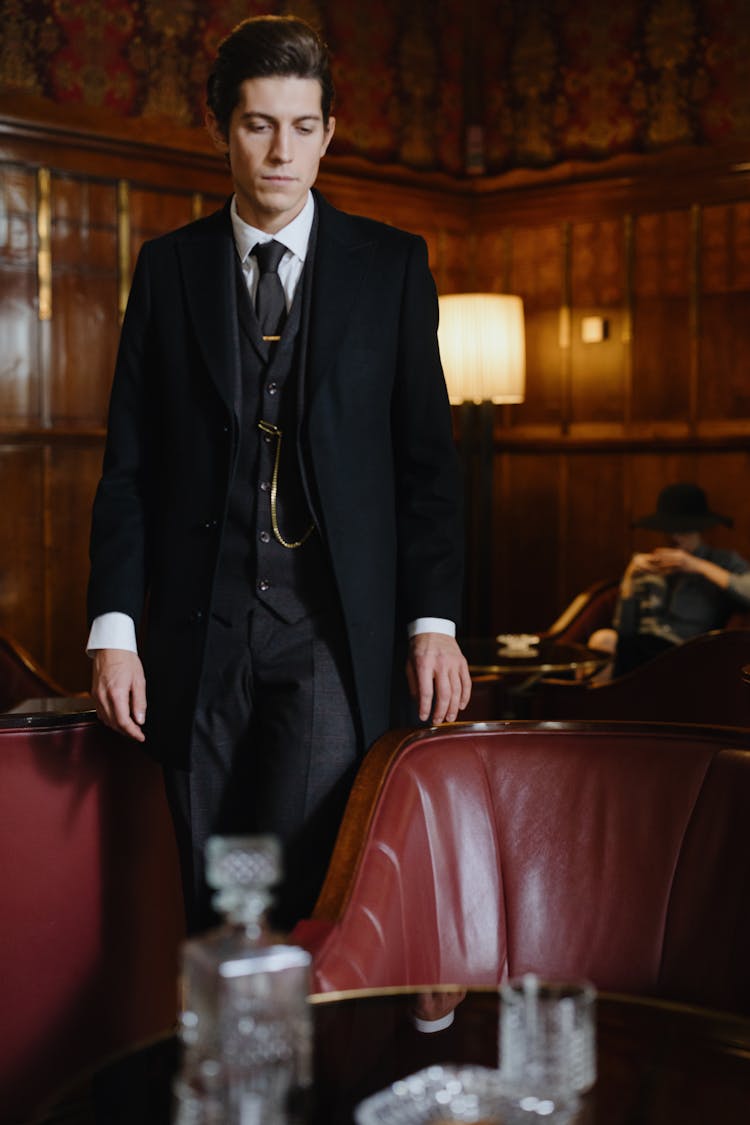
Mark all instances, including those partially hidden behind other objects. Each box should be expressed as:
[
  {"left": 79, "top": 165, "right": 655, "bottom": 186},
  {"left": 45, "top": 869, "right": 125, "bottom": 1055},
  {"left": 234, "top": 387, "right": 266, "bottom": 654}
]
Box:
[
  {"left": 258, "top": 579, "right": 270, "bottom": 592},
  {"left": 259, "top": 530, "right": 270, "bottom": 543}
]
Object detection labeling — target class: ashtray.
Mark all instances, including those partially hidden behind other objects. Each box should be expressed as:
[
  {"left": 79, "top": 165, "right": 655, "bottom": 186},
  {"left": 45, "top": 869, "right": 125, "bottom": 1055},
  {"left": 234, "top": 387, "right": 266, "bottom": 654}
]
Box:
[
  {"left": 354, "top": 1064, "right": 507, "bottom": 1123},
  {"left": 495, "top": 634, "right": 540, "bottom": 657}
]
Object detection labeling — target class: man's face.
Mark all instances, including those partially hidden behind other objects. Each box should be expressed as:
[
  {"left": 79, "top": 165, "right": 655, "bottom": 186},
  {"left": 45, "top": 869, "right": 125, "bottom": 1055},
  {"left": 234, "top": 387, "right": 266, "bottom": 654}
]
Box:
[
  {"left": 207, "top": 76, "right": 335, "bottom": 233},
  {"left": 669, "top": 531, "right": 701, "bottom": 552}
]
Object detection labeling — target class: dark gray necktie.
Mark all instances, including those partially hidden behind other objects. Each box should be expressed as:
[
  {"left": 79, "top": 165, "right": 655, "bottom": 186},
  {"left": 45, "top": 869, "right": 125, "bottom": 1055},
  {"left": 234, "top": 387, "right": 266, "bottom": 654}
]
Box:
[{"left": 253, "top": 240, "right": 286, "bottom": 340}]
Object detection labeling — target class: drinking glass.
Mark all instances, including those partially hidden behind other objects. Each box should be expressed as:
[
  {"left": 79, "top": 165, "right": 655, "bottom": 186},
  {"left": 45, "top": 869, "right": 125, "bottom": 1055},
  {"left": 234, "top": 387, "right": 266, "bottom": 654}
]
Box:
[{"left": 498, "top": 975, "right": 596, "bottom": 1121}]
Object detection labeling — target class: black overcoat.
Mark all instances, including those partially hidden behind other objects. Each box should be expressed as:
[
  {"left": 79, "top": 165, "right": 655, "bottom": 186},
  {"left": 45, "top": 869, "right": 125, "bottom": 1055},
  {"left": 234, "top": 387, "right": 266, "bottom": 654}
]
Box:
[{"left": 88, "top": 190, "right": 463, "bottom": 766}]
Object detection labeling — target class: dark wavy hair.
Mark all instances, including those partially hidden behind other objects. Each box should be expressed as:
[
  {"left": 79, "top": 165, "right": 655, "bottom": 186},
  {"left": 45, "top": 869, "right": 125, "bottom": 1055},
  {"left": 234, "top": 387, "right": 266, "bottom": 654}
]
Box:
[{"left": 206, "top": 14, "right": 334, "bottom": 136}]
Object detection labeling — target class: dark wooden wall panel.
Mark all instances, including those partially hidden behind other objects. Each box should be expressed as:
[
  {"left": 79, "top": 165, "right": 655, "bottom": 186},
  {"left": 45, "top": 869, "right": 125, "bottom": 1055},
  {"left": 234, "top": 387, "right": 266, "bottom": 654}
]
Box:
[
  {"left": 700, "top": 202, "right": 750, "bottom": 421},
  {"left": 0, "top": 445, "right": 46, "bottom": 657},
  {"left": 3, "top": 112, "right": 750, "bottom": 670},
  {"left": 0, "top": 167, "right": 40, "bottom": 424},
  {"left": 632, "top": 210, "right": 692, "bottom": 424},
  {"left": 561, "top": 454, "right": 628, "bottom": 600},
  {"left": 49, "top": 175, "right": 119, "bottom": 426},
  {"left": 0, "top": 271, "right": 39, "bottom": 423},
  {"left": 46, "top": 443, "right": 103, "bottom": 689},
  {"left": 569, "top": 219, "right": 628, "bottom": 426},
  {"left": 496, "top": 452, "right": 562, "bottom": 632},
  {"left": 129, "top": 186, "right": 196, "bottom": 251},
  {"left": 699, "top": 451, "right": 750, "bottom": 547},
  {"left": 509, "top": 225, "right": 564, "bottom": 428}
]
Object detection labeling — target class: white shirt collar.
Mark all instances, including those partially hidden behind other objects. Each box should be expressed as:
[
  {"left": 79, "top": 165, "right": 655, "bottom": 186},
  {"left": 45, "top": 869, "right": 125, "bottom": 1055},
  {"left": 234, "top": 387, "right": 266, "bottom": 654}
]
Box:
[{"left": 230, "top": 192, "right": 315, "bottom": 264}]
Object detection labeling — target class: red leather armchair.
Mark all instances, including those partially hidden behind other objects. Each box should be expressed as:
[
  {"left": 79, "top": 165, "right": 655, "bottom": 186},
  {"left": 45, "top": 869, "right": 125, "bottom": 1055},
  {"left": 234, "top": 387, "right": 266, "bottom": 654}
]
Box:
[
  {"left": 459, "top": 580, "right": 620, "bottom": 722},
  {"left": 0, "top": 629, "right": 70, "bottom": 712},
  {"left": 0, "top": 714, "right": 184, "bottom": 1122},
  {"left": 533, "top": 627, "right": 750, "bottom": 725},
  {"left": 293, "top": 721, "right": 750, "bottom": 1016},
  {"left": 544, "top": 578, "right": 619, "bottom": 644}
]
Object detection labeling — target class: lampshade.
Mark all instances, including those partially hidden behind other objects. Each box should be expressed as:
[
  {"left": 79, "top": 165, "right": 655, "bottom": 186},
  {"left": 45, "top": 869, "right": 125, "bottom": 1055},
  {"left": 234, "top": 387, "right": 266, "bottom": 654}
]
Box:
[{"left": 438, "top": 293, "right": 526, "bottom": 404}]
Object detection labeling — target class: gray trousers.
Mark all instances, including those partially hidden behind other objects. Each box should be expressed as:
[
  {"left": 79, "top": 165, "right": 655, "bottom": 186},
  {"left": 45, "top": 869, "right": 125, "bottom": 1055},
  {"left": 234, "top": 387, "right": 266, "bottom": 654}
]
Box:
[{"left": 163, "top": 601, "right": 360, "bottom": 934}]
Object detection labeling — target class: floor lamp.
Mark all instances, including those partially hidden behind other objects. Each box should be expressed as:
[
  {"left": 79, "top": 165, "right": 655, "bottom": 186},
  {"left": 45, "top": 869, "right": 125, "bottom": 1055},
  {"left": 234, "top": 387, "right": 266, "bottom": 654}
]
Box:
[{"left": 438, "top": 293, "right": 526, "bottom": 636}]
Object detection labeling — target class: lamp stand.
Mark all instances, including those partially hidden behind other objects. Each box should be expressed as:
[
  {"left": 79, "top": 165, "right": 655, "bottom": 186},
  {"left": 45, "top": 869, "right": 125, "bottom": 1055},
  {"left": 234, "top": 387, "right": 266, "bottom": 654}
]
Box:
[{"left": 460, "top": 400, "right": 494, "bottom": 637}]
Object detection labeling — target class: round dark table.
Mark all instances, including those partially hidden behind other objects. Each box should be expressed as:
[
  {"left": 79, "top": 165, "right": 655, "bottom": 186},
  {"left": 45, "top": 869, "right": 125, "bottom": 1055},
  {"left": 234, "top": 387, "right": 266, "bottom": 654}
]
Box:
[
  {"left": 460, "top": 638, "right": 609, "bottom": 718},
  {"left": 65, "top": 987, "right": 750, "bottom": 1125},
  {"left": 462, "top": 638, "right": 607, "bottom": 678}
]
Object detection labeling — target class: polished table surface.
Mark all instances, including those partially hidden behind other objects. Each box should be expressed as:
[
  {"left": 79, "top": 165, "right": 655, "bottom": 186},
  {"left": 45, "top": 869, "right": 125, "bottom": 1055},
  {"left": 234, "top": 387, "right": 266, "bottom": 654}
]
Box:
[
  {"left": 462, "top": 638, "right": 607, "bottom": 678},
  {"left": 63, "top": 987, "right": 750, "bottom": 1125}
]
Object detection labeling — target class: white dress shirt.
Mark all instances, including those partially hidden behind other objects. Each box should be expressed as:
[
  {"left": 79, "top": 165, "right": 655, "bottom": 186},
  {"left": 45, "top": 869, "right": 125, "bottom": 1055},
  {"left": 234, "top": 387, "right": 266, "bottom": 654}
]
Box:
[{"left": 87, "top": 192, "right": 453, "bottom": 654}]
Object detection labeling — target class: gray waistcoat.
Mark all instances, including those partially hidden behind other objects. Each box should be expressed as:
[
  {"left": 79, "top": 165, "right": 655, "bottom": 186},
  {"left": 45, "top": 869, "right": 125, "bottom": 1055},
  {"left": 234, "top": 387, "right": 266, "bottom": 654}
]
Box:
[{"left": 212, "top": 227, "right": 335, "bottom": 627}]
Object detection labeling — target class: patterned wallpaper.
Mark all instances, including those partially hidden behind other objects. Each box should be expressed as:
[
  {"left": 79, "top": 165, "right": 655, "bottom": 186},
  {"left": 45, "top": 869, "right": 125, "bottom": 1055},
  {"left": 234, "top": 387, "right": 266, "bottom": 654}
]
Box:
[{"left": 2, "top": 0, "right": 750, "bottom": 175}]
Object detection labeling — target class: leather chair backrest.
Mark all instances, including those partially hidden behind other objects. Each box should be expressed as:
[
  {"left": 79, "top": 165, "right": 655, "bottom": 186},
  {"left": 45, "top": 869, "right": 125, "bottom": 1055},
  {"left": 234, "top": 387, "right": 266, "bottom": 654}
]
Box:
[
  {"left": 0, "top": 715, "right": 184, "bottom": 1121},
  {"left": 534, "top": 628, "right": 750, "bottom": 725},
  {"left": 545, "top": 579, "right": 619, "bottom": 644},
  {"left": 0, "top": 629, "right": 69, "bottom": 711},
  {"left": 296, "top": 722, "right": 750, "bottom": 1017}
]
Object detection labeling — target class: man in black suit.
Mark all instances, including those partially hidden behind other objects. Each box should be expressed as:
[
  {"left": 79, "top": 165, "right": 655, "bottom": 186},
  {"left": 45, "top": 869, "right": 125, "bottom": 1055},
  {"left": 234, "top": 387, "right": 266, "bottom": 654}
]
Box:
[{"left": 87, "top": 14, "right": 470, "bottom": 930}]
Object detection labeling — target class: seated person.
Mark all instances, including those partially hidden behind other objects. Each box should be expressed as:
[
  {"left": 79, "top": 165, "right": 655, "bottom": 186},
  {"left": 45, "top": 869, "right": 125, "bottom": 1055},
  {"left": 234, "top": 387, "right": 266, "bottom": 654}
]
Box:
[{"left": 589, "top": 483, "right": 750, "bottom": 677}]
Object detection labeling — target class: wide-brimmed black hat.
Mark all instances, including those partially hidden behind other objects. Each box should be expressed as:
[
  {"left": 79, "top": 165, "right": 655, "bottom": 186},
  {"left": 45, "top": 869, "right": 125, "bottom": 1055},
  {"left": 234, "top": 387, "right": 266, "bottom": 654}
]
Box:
[{"left": 633, "top": 483, "right": 733, "bottom": 532}]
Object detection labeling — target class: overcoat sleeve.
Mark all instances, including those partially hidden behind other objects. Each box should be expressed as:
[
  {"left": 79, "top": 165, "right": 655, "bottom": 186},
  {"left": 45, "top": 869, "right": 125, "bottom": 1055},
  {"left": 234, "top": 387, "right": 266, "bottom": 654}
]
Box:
[{"left": 87, "top": 243, "right": 157, "bottom": 628}]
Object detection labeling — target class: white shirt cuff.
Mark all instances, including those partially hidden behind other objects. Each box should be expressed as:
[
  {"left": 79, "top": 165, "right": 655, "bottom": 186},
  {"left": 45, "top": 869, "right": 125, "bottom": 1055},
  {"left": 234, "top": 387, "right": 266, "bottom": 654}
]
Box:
[
  {"left": 86, "top": 612, "right": 138, "bottom": 656},
  {"left": 408, "top": 617, "right": 455, "bottom": 638},
  {"left": 412, "top": 1010, "right": 456, "bottom": 1033}
]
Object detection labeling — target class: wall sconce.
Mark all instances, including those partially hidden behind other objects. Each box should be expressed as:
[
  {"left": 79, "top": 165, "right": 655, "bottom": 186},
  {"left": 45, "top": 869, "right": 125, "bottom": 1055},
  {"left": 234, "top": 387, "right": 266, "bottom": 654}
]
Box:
[{"left": 438, "top": 293, "right": 526, "bottom": 635}]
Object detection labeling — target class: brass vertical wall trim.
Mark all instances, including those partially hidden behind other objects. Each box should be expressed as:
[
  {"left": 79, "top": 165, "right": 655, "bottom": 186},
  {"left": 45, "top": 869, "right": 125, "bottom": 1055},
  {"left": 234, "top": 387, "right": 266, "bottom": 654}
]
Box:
[
  {"left": 437, "top": 228, "right": 447, "bottom": 292},
  {"left": 557, "top": 452, "right": 570, "bottom": 615},
  {"left": 502, "top": 227, "right": 513, "bottom": 293},
  {"left": 117, "top": 179, "right": 131, "bottom": 322},
  {"left": 689, "top": 203, "right": 701, "bottom": 433},
  {"left": 623, "top": 214, "right": 634, "bottom": 428},
  {"left": 500, "top": 229, "right": 514, "bottom": 433},
  {"left": 36, "top": 167, "right": 52, "bottom": 321},
  {"left": 192, "top": 192, "right": 203, "bottom": 221},
  {"left": 42, "top": 442, "right": 54, "bottom": 669},
  {"left": 467, "top": 228, "right": 478, "bottom": 290},
  {"left": 560, "top": 221, "right": 572, "bottom": 434}
]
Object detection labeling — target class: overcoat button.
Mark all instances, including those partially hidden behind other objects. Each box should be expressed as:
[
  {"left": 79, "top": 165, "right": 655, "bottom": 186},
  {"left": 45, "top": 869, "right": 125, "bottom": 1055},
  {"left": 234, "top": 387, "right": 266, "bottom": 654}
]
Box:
[{"left": 258, "top": 579, "right": 270, "bottom": 592}]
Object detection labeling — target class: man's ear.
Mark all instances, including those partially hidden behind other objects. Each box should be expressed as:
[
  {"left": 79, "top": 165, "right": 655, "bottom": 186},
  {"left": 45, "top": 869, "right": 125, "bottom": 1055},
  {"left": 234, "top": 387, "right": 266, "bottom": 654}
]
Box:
[
  {"left": 205, "top": 110, "right": 229, "bottom": 154},
  {"left": 322, "top": 115, "right": 336, "bottom": 156}
]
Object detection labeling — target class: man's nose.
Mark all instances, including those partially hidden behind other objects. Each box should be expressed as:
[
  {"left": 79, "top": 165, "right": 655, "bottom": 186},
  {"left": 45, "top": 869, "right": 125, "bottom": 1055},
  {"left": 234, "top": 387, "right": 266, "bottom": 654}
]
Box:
[{"left": 269, "top": 128, "right": 293, "bottom": 162}]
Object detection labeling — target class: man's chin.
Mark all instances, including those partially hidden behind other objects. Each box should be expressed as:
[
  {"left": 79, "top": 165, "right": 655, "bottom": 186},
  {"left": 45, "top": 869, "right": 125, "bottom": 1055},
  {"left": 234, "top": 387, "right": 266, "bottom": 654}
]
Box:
[{"left": 255, "top": 187, "right": 306, "bottom": 222}]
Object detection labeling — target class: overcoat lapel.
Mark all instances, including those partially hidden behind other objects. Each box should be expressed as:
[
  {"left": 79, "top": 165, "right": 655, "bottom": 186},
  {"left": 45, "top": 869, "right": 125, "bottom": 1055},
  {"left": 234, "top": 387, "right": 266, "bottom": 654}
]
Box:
[
  {"left": 175, "top": 194, "right": 376, "bottom": 414},
  {"left": 306, "top": 191, "right": 376, "bottom": 399},
  {"left": 176, "top": 205, "right": 243, "bottom": 417}
]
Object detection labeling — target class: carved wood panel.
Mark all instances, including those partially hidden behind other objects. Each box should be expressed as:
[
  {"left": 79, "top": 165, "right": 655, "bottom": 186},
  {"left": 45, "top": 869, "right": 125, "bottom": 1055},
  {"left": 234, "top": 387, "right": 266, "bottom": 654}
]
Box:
[
  {"left": 632, "top": 210, "right": 693, "bottom": 424},
  {"left": 3, "top": 115, "right": 750, "bottom": 671},
  {"left": 0, "top": 166, "right": 39, "bottom": 425}
]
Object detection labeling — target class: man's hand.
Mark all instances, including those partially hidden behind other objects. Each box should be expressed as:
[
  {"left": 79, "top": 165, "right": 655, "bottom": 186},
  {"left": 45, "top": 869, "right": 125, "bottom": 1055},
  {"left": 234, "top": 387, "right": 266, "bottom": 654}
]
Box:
[
  {"left": 620, "top": 551, "right": 662, "bottom": 596},
  {"left": 406, "top": 633, "right": 472, "bottom": 724},
  {"left": 91, "top": 649, "right": 147, "bottom": 742},
  {"left": 649, "top": 547, "right": 694, "bottom": 573}
]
